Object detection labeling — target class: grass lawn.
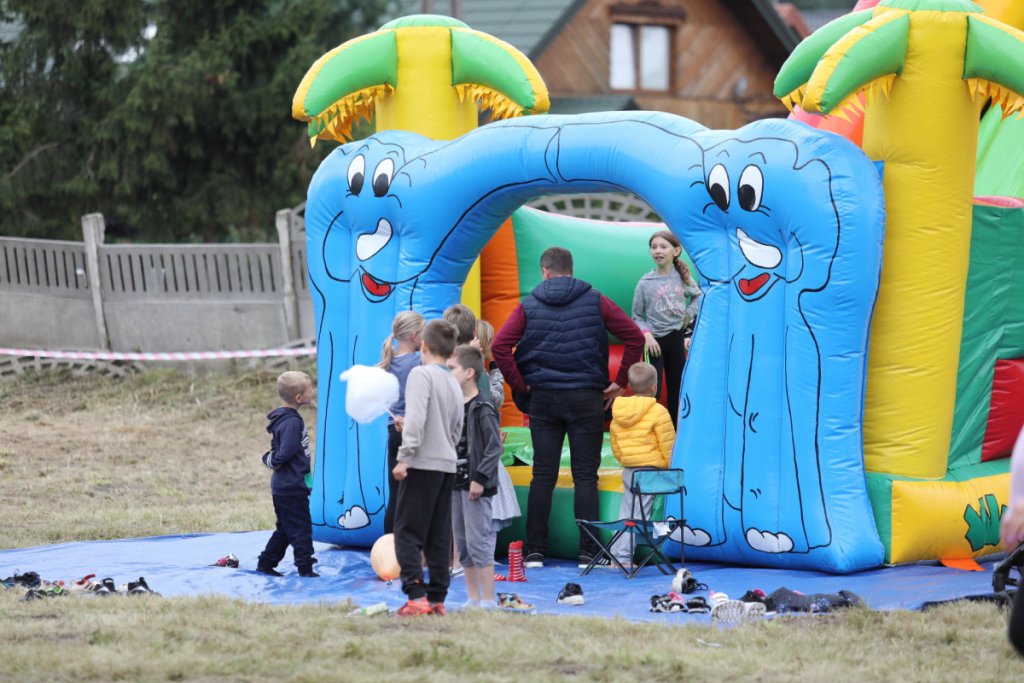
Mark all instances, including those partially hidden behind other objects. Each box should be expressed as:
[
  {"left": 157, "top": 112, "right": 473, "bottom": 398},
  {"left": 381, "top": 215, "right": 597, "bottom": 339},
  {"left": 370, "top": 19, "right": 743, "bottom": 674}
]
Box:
[{"left": 1, "top": 367, "right": 1023, "bottom": 682}]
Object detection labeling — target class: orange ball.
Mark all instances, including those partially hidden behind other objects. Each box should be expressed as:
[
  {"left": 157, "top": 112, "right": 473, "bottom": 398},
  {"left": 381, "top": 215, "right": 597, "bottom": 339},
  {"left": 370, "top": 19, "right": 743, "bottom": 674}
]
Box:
[{"left": 370, "top": 533, "right": 401, "bottom": 581}]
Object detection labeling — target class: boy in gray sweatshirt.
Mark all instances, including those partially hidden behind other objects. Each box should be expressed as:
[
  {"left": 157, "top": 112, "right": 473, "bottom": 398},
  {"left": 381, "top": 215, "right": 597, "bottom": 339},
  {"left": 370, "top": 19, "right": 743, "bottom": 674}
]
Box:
[{"left": 392, "top": 319, "right": 464, "bottom": 617}]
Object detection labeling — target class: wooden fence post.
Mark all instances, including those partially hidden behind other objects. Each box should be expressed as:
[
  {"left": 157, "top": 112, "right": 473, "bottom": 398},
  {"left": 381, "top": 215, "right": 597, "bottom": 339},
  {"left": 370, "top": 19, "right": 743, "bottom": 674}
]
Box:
[
  {"left": 81, "top": 213, "right": 110, "bottom": 350},
  {"left": 276, "top": 209, "right": 300, "bottom": 339}
]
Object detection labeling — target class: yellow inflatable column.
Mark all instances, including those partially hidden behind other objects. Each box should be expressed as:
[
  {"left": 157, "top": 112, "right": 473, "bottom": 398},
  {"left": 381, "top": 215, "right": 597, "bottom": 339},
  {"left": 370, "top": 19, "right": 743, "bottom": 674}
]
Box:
[
  {"left": 375, "top": 27, "right": 476, "bottom": 138},
  {"left": 979, "top": 0, "right": 1024, "bottom": 29},
  {"left": 374, "top": 26, "right": 482, "bottom": 314},
  {"left": 860, "top": 10, "right": 977, "bottom": 478}
]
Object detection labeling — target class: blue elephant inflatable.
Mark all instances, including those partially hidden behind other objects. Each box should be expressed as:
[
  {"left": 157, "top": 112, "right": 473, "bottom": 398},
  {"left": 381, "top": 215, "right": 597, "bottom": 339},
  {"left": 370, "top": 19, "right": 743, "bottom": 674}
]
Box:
[{"left": 305, "top": 112, "right": 886, "bottom": 572}]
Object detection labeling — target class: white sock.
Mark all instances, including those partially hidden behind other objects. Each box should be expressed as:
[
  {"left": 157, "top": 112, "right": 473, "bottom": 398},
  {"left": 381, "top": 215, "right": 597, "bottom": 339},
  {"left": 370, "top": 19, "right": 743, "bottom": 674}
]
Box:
[
  {"left": 464, "top": 599, "right": 481, "bottom": 608},
  {"left": 479, "top": 600, "right": 497, "bottom": 609}
]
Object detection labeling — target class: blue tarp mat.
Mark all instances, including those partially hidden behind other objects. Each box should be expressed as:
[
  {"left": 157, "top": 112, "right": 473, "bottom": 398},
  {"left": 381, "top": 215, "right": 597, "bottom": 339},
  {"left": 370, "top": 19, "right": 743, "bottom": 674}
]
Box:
[{"left": 0, "top": 532, "right": 999, "bottom": 623}]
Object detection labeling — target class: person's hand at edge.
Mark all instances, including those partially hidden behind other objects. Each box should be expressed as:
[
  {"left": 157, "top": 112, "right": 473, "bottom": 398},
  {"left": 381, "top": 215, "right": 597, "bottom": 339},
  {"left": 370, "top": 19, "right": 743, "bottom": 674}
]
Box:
[
  {"left": 1002, "top": 501, "right": 1024, "bottom": 549},
  {"left": 603, "top": 382, "right": 625, "bottom": 410},
  {"left": 643, "top": 332, "right": 661, "bottom": 358},
  {"left": 393, "top": 461, "right": 409, "bottom": 481}
]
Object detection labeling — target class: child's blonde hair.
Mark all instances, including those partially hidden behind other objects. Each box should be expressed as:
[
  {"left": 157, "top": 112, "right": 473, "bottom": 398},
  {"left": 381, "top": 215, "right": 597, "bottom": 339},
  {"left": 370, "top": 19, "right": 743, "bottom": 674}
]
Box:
[
  {"left": 627, "top": 362, "right": 658, "bottom": 395},
  {"left": 475, "top": 319, "right": 495, "bottom": 363},
  {"left": 277, "top": 371, "right": 311, "bottom": 403},
  {"left": 378, "top": 310, "right": 425, "bottom": 370},
  {"left": 443, "top": 303, "right": 477, "bottom": 344}
]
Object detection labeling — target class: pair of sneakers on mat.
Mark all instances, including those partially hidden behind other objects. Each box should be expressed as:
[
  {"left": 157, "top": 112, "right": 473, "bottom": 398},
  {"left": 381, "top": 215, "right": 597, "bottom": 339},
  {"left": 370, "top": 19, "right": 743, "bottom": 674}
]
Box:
[
  {"left": 524, "top": 553, "right": 613, "bottom": 570},
  {"left": 396, "top": 597, "right": 448, "bottom": 617},
  {"left": 74, "top": 574, "right": 159, "bottom": 596},
  {"left": 708, "top": 591, "right": 767, "bottom": 622},
  {"left": 650, "top": 592, "right": 711, "bottom": 614},
  {"left": 397, "top": 593, "right": 537, "bottom": 616}
]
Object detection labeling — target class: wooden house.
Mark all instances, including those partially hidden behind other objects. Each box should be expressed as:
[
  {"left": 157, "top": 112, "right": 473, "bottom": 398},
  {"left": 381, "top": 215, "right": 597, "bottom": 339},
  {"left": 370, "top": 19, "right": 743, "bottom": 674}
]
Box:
[{"left": 408, "top": 0, "right": 800, "bottom": 128}]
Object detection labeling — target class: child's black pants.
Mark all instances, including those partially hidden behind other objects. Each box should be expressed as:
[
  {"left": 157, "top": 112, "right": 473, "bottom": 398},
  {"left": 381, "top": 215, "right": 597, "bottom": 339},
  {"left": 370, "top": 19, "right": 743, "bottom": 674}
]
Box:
[
  {"left": 258, "top": 493, "right": 315, "bottom": 573},
  {"left": 383, "top": 424, "right": 402, "bottom": 534},
  {"left": 394, "top": 468, "right": 454, "bottom": 603}
]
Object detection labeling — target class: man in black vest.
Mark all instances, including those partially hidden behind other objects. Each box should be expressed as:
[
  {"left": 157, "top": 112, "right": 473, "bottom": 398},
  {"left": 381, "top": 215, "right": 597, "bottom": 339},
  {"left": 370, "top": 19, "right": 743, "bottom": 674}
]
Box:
[{"left": 493, "top": 247, "right": 644, "bottom": 568}]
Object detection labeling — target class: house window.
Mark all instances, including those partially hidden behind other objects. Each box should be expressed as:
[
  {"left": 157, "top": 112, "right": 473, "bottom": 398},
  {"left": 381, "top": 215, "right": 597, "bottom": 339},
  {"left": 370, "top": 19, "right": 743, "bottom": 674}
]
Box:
[{"left": 610, "top": 23, "right": 671, "bottom": 91}]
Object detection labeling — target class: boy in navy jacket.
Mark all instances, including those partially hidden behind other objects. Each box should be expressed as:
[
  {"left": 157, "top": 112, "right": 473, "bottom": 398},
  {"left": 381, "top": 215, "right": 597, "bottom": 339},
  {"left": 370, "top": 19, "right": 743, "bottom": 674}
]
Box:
[{"left": 257, "top": 371, "right": 317, "bottom": 577}]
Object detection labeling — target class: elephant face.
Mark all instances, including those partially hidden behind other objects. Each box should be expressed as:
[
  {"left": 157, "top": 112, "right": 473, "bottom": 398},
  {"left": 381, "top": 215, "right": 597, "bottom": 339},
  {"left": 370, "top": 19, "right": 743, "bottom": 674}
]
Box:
[{"left": 684, "top": 135, "right": 839, "bottom": 304}]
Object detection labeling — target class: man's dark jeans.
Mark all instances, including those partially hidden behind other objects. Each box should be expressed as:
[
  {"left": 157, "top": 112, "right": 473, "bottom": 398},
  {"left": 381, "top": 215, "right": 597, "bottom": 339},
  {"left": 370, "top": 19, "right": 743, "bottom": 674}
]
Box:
[{"left": 526, "top": 389, "right": 605, "bottom": 557}]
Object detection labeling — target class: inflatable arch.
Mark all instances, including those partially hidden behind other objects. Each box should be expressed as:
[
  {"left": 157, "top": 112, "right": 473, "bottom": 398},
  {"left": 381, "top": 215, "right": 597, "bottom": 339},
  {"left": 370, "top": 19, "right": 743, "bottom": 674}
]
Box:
[{"left": 304, "top": 112, "right": 887, "bottom": 573}]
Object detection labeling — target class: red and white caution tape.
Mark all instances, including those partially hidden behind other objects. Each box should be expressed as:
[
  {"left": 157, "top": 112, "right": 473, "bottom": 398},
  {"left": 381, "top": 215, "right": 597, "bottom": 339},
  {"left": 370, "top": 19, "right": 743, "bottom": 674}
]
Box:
[{"left": 0, "top": 347, "right": 316, "bottom": 361}]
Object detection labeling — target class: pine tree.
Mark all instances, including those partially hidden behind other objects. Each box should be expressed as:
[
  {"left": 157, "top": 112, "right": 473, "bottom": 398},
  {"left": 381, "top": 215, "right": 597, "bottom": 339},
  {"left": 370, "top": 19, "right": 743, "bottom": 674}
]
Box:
[
  {"left": 0, "top": 0, "right": 149, "bottom": 238},
  {"left": 1, "top": 0, "right": 387, "bottom": 241}
]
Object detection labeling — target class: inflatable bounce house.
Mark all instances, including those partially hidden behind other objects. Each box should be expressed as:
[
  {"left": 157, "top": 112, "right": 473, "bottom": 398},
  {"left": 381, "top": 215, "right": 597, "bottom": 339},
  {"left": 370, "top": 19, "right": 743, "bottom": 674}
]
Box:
[{"left": 292, "top": 1, "right": 1024, "bottom": 573}]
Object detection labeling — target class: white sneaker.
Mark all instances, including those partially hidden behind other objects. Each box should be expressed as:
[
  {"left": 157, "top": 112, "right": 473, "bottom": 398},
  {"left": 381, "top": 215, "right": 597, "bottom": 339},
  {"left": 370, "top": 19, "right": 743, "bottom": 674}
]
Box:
[
  {"left": 710, "top": 591, "right": 745, "bottom": 623},
  {"left": 742, "top": 601, "right": 767, "bottom": 620}
]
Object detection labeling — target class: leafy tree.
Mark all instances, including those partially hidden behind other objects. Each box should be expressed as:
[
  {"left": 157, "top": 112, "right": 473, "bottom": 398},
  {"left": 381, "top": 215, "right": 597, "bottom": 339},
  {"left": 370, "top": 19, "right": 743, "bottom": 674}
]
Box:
[{"left": 1, "top": 0, "right": 387, "bottom": 241}]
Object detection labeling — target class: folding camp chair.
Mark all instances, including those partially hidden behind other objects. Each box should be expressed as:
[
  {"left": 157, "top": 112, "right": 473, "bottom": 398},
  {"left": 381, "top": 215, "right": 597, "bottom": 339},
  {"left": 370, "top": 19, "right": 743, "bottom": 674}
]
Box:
[{"left": 576, "top": 468, "right": 685, "bottom": 579}]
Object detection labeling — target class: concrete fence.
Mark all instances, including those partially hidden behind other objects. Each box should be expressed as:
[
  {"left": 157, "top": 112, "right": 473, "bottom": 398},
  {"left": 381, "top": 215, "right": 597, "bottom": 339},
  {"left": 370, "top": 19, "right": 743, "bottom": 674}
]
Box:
[{"left": 0, "top": 209, "right": 313, "bottom": 352}]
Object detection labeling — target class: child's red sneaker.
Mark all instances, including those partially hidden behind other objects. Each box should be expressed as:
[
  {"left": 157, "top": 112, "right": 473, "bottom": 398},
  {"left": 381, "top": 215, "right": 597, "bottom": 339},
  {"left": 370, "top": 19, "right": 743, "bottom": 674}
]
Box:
[
  {"left": 396, "top": 597, "right": 432, "bottom": 617},
  {"left": 429, "top": 602, "right": 447, "bottom": 616}
]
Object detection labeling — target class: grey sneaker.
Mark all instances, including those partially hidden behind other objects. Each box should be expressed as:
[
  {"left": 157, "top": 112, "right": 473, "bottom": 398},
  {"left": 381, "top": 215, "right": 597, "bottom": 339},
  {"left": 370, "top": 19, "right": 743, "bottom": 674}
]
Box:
[{"left": 523, "top": 553, "right": 545, "bottom": 568}]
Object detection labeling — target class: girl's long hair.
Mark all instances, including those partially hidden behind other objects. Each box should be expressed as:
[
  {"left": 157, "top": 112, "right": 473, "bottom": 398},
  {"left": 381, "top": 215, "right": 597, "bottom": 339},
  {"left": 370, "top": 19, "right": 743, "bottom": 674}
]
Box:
[
  {"left": 475, "top": 319, "right": 495, "bottom": 364},
  {"left": 378, "top": 310, "right": 425, "bottom": 370},
  {"left": 650, "top": 230, "right": 692, "bottom": 286}
]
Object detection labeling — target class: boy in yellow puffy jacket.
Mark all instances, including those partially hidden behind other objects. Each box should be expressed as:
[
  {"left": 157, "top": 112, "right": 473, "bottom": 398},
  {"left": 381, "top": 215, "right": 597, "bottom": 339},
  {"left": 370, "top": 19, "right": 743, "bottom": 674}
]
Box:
[{"left": 609, "top": 362, "right": 676, "bottom": 567}]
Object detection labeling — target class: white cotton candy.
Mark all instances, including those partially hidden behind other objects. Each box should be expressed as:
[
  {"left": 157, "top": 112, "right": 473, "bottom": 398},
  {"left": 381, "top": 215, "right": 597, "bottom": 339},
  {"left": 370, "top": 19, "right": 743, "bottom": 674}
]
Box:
[{"left": 339, "top": 364, "right": 399, "bottom": 424}]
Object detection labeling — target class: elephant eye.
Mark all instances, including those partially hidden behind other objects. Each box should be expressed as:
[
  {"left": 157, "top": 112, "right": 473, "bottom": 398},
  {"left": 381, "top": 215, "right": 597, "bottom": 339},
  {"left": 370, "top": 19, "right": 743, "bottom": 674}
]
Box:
[
  {"left": 372, "top": 159, "right": 394, "bottom": 197},
  {"left": 738, "top": 165, "right": 764, "bottom": 212},
  {"left": 347, "top": 155, "right": 365, "bottom": 195},
  {"left": 708, "top": 164, "right": 730, "bottom": 211}
]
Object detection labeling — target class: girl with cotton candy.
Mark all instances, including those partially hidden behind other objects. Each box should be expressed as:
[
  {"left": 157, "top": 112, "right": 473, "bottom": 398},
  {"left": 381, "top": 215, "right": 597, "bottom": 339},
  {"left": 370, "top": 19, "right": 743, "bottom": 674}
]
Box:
[{"left": 378, "top": 311, "right": 425, "bottom": 533}]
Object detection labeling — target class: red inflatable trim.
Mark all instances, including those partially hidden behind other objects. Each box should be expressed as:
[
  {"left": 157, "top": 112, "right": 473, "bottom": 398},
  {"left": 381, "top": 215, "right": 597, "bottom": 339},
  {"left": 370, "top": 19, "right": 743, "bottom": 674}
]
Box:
[{"left": 982, "top": 358, "right": 1024, "bottom": 460}]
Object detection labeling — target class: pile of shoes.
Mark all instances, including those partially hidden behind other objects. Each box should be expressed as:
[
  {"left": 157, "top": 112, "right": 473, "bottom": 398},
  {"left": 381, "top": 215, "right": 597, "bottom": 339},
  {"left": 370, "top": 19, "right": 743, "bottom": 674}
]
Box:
[
  {"left": 760, "top": 587, "right": 864, "bottom": 614},
  {"left": 1, "top": 569, "right": 159, "bottom": 602},
  {"left": 2, "top": 571, "right": 41, "bottom": 590},
  {"left": 72, "top": 575, "right": 160, "bottom": 596},
  {"left": 3, "top": 571, "right": 66, "bottom": 602},
  {"left": 649, "top": 592, "right": 711, "bottom": 614},
  {"left": 2, "top": 570, "right": 161, "bottom": 600}
]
